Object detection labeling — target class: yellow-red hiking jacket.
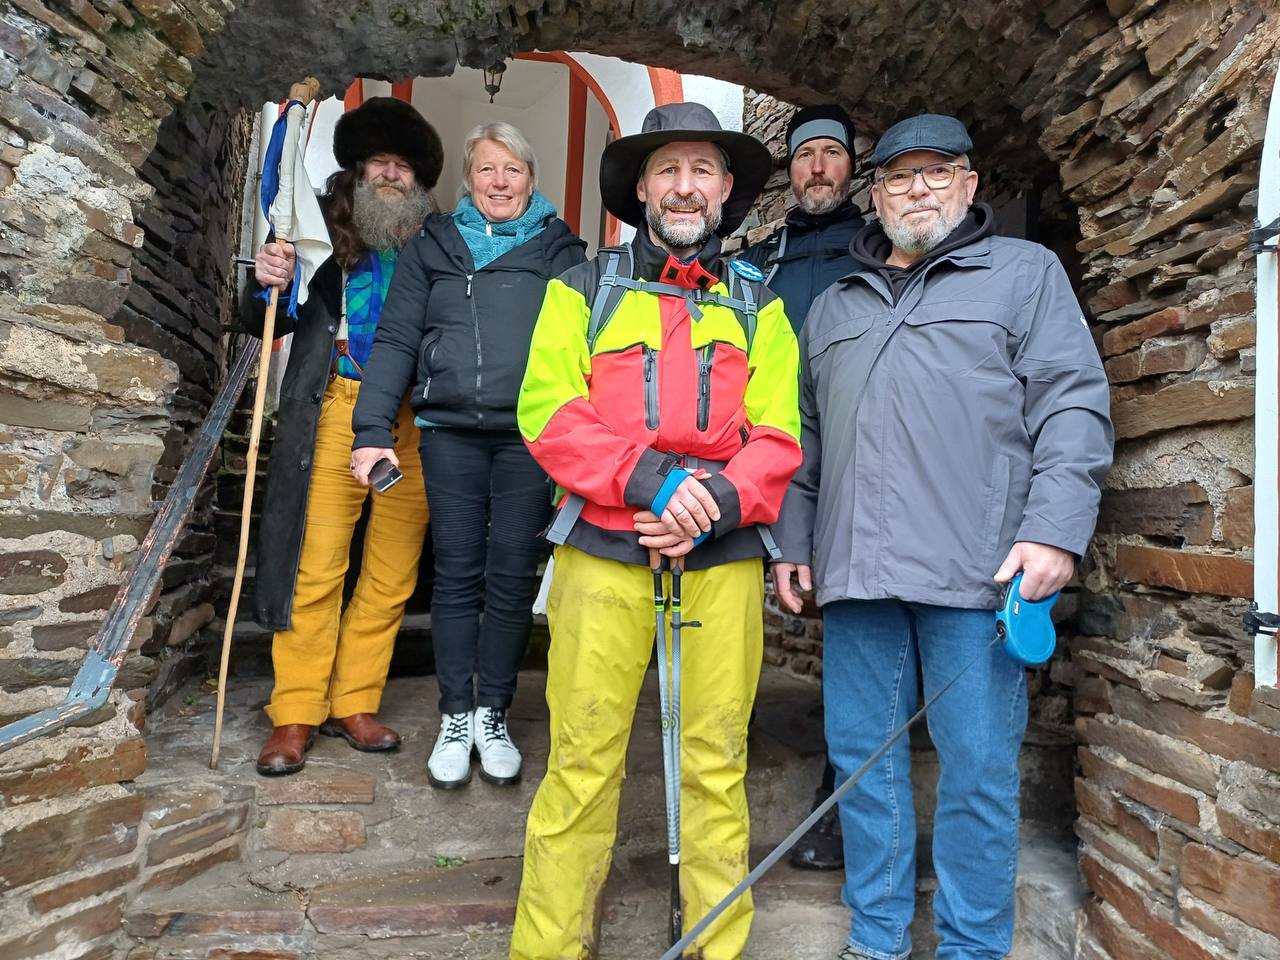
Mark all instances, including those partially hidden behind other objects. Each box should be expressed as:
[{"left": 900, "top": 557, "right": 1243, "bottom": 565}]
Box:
[{"left": 518, "top": 230, "right": 801, "bottom": 570}]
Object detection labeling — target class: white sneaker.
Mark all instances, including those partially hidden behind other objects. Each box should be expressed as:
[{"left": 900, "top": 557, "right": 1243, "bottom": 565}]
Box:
[
  {"left": 475, "top": 706, "right": 522, "bottom": 785},
  {"left": 427, "top": 710, "right": 474, "bottom": 789}
]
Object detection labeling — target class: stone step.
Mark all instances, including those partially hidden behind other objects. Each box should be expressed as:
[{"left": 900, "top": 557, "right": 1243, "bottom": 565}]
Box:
[
  {"left": 123, "top": 831, "right": 1080, "bottom": 958},
  {"left": 211, "top": 619, "right": 553, "bottom": 681},
  {"left": 130, "top": 671, "right": 1082, "bottom": 959}
]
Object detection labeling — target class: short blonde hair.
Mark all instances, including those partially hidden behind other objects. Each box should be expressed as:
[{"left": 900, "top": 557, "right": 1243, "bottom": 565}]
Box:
[{"left": 461, "top": 122, "right": 538, "bottom": 195}]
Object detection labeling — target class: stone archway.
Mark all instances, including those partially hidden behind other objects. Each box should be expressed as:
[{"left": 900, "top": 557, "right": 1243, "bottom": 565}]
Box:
[{"left": 1, "top": 2, "right": 1277, "bottom": 959}]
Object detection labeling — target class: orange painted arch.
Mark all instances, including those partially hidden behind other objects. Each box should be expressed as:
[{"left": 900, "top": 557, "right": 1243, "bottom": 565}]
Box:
[{"left": 517, "top": 51, "right": 624, "bottom": 245}]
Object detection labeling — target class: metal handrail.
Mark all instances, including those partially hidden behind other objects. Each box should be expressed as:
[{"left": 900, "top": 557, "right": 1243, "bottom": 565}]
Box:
[{"left": 0, "top": 341, "right": 258, "bottom": 753}]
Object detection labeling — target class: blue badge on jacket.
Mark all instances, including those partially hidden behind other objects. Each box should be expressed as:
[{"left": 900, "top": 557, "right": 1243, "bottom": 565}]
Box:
[{"left": 728, "top": 259, "right": 765, "bottom": 282}]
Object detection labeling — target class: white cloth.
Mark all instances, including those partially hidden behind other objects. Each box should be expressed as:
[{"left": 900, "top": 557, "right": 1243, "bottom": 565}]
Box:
[{"left": 268, "top": 103, "right": 332, "bottom": 308}]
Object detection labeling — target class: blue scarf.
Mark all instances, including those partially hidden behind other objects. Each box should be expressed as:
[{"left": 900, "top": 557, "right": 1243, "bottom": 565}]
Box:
[{"left": 453, "top": 191, "right": 556, "bottom": 269}]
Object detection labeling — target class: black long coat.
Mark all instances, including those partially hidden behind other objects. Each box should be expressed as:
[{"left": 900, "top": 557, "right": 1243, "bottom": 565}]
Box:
[{"left": 241, "top": 261, "right": 345, "bottom": 631}]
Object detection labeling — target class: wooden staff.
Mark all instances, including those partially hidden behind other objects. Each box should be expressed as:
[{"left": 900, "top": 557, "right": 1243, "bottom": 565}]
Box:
[{"left": 211, "top": 77, "right": 321, "bottom": 768}]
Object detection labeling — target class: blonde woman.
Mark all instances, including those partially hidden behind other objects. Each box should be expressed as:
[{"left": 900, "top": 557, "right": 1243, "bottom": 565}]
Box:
[{"left": 352, "top": 123, "right": 586, "bottom": 788}]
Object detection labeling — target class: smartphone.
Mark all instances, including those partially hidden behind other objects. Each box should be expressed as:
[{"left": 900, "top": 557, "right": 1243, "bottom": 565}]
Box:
[{"left": 369, "top": 458, "right": 403, "bottom": 493}]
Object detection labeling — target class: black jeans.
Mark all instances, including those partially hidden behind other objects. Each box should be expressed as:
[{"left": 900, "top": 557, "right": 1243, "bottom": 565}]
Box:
[{"left": 420, "top": 427, "right": 551, "bottom": 714}]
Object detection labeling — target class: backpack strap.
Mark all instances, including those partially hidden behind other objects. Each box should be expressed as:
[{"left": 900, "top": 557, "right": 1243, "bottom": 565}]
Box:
[
  {"left": 545, "top": 492, "right": 587, "bottom": 546},
  {"left": 764, "top": 226, "right": 788, "bottom": 285},
  {"left": 719, "top": 259, "right": 763, "bottom": 352},
  {"left": 586, "top": 245, "right": 632, "bottom": 351},
  {"left": 587, "top": 247, "right": 764, "bottom": 354}
]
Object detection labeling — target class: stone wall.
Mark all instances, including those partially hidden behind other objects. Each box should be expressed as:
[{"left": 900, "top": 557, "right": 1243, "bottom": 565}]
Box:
[
  {"left": 0, "top": 1, "right": 1276, "bottom": 957},
  {"left": 0, "top": 716, "right": 253, "bottom": 959},
  {"left": 0, "top": 2, "right": 254, "bottom": 955},
  {"left": 1050, "top": 4, "right": 1280, "bottom": 957}
]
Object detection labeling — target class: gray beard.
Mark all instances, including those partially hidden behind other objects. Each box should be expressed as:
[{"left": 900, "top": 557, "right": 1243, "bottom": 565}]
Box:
[
  {"left": 882, "top": 203, "right": 967, "bottom": 257},
  {"left": 645, "top": 200, "right": 723, "bottom": 250},
  {"left": 353, "top": 180, "right": 431, "bottom": 250},
  {"left": 795, "top": 181, "right": 852, "bottom": 216}
]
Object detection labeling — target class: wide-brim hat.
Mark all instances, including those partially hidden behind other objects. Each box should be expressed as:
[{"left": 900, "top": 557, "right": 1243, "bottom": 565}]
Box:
[
  {"left": 600, "top": 102, "right": 772, "bottom": 237},
  {"left": 333, "top": 96, "right": 444, "bottom": 191}
]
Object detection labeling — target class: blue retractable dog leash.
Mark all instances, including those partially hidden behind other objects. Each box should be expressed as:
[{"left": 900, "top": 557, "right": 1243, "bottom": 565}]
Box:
[
  {"left": 997, "top": 573, "right": 1060, "bottom": 666},
  {"left": 657, "top": 573, "right": 1057, "bottom": 959}
]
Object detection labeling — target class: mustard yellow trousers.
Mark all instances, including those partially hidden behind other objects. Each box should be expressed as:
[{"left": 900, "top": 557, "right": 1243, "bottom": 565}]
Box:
[
  {"left": 266, "top": 377, "right": 428, "bottom": 726},
  {"left": 511, "top": 546, "right": 764, "bottom": 959}
]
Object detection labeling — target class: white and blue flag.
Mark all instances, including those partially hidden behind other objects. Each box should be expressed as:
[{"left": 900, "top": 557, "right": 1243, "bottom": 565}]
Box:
[{"left": 258, "top": 99, "right": 331, "bottom": 318}]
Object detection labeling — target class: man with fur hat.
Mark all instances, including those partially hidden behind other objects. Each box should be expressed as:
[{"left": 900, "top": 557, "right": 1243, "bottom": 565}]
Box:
[
  {"left": 511, "top": 102, "right": 802, "bottom": 959},
  {"left": 246, "top": 96, "right": 443, "bottom": 776},
  {"left": 741, "top": 102, "right": 865, "bottom": 872}
]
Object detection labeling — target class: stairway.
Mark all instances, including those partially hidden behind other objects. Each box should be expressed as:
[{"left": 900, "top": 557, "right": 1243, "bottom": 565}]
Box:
[{"left": 122, "top": 669, "right": 1083, "bottom": 959}]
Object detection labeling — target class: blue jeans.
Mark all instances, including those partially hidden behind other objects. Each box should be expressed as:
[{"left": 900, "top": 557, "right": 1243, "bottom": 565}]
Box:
[{"left": 823, "top": 599, "right": 1027, "bottom": 960}]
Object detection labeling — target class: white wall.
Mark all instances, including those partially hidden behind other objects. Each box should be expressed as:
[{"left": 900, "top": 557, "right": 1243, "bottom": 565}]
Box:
[
  {"left": 411, "top": 64, "right": 569, "bottom": 216},
  {"left": 683, "top": 74, "right": 745, "bottom": 132}
]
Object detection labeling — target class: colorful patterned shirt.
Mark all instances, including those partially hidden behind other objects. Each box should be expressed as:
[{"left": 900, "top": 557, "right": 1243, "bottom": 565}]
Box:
[{"left": 336, "top": 247, "right": 397, "bottom": 379}]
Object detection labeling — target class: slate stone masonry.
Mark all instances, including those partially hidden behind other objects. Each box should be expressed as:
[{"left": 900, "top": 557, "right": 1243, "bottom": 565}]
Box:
[{"left": 0, "top": 1, "right": 1276, "bottom": 957}]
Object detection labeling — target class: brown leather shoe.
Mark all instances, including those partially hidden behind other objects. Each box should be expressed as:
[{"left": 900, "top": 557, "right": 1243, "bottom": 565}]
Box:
[
  {"left": 256, "top": 724, "right": 315, "bottom": 776},
  {"left": 319, "top": 713, "right": 402, "bottom": 752}
]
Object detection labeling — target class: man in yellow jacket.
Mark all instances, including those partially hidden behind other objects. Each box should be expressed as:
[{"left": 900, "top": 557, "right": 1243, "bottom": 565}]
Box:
[{"left": 512, "top": 103, "right": 802, "bottom": 959}]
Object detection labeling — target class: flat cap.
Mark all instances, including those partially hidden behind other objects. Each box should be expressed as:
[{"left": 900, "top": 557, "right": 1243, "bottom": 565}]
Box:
[{"left": 868, "top": 114, "right": 972, "bottom": 168}]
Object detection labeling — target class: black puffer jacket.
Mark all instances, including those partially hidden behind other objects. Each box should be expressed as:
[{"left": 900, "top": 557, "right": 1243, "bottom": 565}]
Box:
[{"left": 353, "top": 211, "right": 586, "bottom": 445}]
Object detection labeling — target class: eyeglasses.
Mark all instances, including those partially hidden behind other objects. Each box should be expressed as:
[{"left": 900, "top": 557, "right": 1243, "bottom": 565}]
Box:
[{"left": 875, "top": 162, "right": 969, "bottom": 195}]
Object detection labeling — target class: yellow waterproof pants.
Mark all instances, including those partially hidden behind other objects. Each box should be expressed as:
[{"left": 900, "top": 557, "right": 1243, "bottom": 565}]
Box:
[
  {"left": 266, "top": 377, "right": 428, "bottom": 726},
  {"left": 511, "top": 546, "right": 764, "bottom": 960}
]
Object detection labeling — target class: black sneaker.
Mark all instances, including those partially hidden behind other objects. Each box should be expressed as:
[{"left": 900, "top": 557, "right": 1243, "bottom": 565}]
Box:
[
  {"left": 836, "top": 949, "right": 874, "bottom": 960},
  {"left": 789, "top": 792, "right": 844, "bottom": 870}
]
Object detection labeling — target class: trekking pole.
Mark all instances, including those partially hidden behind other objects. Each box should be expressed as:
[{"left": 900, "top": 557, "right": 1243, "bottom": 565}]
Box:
[
  {"left": 649, "top": 548, "right": 681, "bottom": 945},
  {"left": 667, "top": 554, "right": 701, "bottom": 945},
  {"left": 656, "top": 573, "right": 1057, "bottom": 960}
]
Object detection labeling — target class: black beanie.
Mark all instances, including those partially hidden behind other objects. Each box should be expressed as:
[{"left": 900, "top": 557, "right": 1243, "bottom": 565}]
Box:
[
  {"left": 786, "top": 104, "right": 856, "bottom": 158},
  {"left": 333, "top": 96, "right": 445, "bottom": 190}
]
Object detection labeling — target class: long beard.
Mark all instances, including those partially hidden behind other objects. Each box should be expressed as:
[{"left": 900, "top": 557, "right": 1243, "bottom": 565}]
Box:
[
  {"left": 881, "top": 202, "right": 967, "bottom": 256},
  {"left": 645, "top": 192, "right": 723, "bottom": 249},
  {"left": 352, "top": 178, "right": 431, "bottom": 250}
]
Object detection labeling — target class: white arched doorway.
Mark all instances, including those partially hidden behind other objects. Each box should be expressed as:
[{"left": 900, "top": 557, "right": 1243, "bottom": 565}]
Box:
[{"left": 254, "top": 55, "right": 745, "bottom": 257}]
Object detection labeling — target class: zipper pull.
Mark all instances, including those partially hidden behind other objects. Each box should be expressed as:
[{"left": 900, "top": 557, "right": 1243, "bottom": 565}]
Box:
[
  {"left": 466, "top": 274, "right": 473, "bottom": 297},
  {"left": 644, "top": 348, "right": 654, "bottom": 382},
  {"left": 485, "top": 222, "right": 492, "bottom": 237}
]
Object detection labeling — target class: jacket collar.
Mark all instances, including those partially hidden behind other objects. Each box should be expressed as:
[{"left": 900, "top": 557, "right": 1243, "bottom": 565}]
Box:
[
  {"left": 630, "top": 226, "right": 723, "bottom": 289},
  {"left": 855, "top": 230, "right": 993, "bottom": 270}
]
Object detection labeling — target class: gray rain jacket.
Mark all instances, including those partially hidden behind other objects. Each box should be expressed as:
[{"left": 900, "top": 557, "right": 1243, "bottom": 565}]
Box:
[{"left": 773, "top": 205, "right": 1113, "bottom": 609}]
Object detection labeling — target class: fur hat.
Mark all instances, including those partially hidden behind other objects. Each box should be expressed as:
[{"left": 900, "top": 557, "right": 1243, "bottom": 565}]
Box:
[{"left": 333, "top": 96, "right": 444, "bottom": 190}]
